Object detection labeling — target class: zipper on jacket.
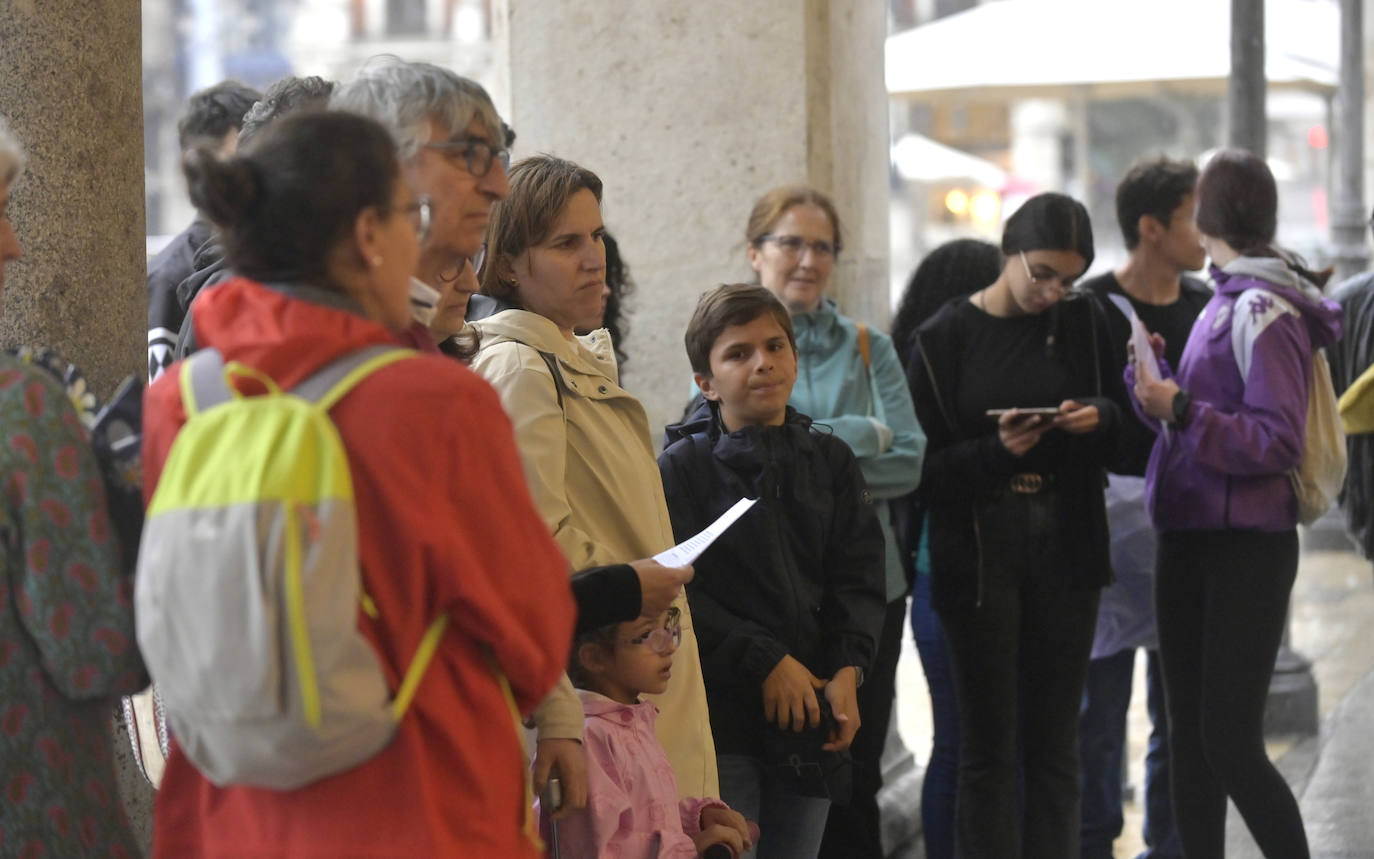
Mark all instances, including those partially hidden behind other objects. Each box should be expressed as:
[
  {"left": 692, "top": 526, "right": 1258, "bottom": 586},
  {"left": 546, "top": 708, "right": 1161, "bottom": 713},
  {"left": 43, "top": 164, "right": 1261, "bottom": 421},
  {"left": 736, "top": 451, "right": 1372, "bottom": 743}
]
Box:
[{"left": 761, "top": 431, "right": 804, "bottom": 645}]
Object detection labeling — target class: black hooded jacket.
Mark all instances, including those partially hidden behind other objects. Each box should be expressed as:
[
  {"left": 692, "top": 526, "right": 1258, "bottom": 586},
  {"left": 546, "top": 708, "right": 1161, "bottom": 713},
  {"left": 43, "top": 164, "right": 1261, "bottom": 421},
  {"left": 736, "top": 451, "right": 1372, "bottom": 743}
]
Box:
[{"left": 658, "top": 405, "right": 885, "bottom": 754}]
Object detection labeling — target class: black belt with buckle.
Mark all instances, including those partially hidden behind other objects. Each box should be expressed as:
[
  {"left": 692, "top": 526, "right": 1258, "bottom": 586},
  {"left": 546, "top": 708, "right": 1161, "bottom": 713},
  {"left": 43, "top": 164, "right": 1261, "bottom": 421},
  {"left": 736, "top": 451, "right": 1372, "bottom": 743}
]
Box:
[{"left": 1009, "top": 473, "right": 1052, "bottom": 494}]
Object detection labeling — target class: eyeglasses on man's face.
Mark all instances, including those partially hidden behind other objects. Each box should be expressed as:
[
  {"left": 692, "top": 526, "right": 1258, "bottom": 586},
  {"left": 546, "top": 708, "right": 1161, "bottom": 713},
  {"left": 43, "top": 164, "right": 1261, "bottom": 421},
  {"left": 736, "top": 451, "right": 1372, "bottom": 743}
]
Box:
[
  {"left": 758, "top": 234, "right": 838, "bottom": 260},
  {"left": 621, "top": 607, "right": 682, "bottom": 655},
  {"left": 402, "top": 195, "right": 432, "bottom": 243},
  {"left": 1019, "top": 250, "right": 1077, "bottom": 291},
  {"left": 422, "top": 135, "right": 511, "bottom": 178}
]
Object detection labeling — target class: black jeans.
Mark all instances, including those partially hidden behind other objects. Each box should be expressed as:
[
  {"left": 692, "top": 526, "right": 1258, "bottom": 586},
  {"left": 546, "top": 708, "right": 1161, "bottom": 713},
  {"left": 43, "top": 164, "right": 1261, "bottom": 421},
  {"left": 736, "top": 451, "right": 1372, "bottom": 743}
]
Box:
[
  {"left": 940, "top": 578, "right": 1100, "bottom": 859},
  {"left": 1155, "top": 529, "right": 1309, "bottom": 859},
  {"left": 818, "top": 597, "right": 907, "bottom": 859}
]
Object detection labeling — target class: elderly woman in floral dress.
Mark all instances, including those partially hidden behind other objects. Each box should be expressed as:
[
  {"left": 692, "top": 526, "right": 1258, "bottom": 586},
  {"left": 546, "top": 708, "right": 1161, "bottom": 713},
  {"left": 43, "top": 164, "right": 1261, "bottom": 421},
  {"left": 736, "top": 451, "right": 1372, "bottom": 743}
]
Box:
[{"left": 0, "top": 116, "right": 147, "bottom": 857}]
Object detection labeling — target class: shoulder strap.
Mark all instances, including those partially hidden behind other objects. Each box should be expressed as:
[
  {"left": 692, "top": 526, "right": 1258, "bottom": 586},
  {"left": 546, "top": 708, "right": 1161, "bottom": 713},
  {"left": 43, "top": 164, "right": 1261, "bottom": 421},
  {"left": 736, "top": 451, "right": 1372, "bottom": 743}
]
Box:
[
  {"left": 183, "top": 349, "right": 230, "bottom": 416},
  {"left": 856, "top": 322, "right": 871, "bottom": 370},
  {"left": 296, "top": 345, "right": 414, "bottom": 410},
  {"left": 536, "top": 350, "right": 566, "bottom": 412},
  {"left": 915, "top": 332, "right": 958, "bottom": 437},
  {"left": 182, "top": 346, "right": 413, "bottom": 417}
]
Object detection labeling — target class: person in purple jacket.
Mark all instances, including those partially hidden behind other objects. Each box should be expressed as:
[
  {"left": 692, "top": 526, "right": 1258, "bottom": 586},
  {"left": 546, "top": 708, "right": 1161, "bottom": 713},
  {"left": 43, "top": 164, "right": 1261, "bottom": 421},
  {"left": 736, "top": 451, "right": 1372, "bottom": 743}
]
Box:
[{"left": 1131, "top": 149, "right": 1342, "bottom": 859}]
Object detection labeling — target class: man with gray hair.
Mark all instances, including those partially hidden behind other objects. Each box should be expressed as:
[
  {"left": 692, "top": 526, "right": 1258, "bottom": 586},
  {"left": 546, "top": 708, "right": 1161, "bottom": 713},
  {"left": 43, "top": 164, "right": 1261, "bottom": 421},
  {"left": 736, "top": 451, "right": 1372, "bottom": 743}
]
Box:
[
  {"left": 332, "top": 57, "right": 511, "bottom": 336},
  {"left": 328, "top": 57, "right": 622, "bottom": 808}
]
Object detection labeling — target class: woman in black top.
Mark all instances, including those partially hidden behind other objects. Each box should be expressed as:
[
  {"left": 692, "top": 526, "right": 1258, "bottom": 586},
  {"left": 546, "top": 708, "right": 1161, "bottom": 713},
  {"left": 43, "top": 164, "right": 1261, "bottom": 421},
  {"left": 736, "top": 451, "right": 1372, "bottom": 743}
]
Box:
[{"left": 905, "top": 193, "right": 1123, "bottom": 859}]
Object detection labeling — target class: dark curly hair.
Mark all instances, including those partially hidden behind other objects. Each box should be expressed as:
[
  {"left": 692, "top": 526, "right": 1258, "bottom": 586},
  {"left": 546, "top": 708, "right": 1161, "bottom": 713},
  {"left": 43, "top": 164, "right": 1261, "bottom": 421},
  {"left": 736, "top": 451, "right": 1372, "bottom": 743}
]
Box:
[{"left": 891, "top": 239, "right": 1002, "bottom": 360}]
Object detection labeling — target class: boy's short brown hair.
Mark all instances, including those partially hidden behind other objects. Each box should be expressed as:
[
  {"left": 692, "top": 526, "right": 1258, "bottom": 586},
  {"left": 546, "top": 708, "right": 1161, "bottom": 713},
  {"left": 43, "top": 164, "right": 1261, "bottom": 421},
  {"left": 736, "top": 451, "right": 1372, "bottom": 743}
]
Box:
[{"left": 685, "top": 283, "right": 796, "bottom": 376}]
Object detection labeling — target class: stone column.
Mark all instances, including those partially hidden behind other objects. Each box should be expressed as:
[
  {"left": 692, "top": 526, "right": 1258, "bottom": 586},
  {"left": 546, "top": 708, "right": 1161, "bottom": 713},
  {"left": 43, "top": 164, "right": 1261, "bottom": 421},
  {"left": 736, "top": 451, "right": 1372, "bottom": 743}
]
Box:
[
  {"left": 490, "top": 0, "right": 891, "bottom": 439},
  {"left": 1229, "top": 0, "right": 1266, "bottom": 156},
  {"left": 1331, "top": 0, "right": 1368, "bottom": 285},
  {"left": 0, "top": 0, "right": 146, "bottom": 396},
  {"left": 0, "top": 0, "right": 152, "bottom": 851}
]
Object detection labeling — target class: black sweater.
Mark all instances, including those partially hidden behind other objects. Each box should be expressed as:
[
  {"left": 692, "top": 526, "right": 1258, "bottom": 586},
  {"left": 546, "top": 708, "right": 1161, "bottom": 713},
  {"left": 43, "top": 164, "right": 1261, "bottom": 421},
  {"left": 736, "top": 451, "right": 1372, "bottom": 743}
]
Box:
[
  {"left": 905, "top": 292, "right": 1124, "bottom": 611},
  {"left": 659, "top": 406, "right": 885, "bottom": 755}
]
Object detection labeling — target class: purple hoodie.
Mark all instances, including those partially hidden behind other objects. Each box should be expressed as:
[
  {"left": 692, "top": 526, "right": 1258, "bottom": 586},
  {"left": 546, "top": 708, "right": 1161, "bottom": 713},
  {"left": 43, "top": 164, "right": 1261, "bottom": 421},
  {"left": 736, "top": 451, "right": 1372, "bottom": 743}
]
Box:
[{"left": 1132, "top": 257, "right": 1343, "bottom": 532}]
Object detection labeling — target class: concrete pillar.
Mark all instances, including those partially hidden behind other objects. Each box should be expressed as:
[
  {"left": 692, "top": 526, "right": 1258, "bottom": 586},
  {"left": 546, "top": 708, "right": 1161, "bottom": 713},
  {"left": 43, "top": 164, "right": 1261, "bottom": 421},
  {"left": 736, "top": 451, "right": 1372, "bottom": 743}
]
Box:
[
  {"left": 0, "top": 1, "right": 153, "bottom": 851},
  {"left": 0, "top": 0, "right": 146, "bottom": 397},
  {"left": 490, "top": 0, "right": 891, "bottom": 439},
  {"left": 1229, "top": 0, "right": 1266, "bottom": 156},
  {"left": 1331, "top": 0, "right": 1369, "bottom": 284}
]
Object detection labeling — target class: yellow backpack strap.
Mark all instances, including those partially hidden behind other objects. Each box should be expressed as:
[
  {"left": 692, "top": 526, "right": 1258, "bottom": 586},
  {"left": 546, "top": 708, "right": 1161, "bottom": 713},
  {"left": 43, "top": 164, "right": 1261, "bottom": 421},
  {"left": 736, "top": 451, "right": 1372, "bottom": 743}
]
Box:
[
  {"left": 391, "top": 615, "right": 450, "bottom": 720},
  {"left": 856, "top": 322, "right": 871, "bottom": 371},
  {"left": 292, "top": 345, "right": 415, "bottom": 411}
]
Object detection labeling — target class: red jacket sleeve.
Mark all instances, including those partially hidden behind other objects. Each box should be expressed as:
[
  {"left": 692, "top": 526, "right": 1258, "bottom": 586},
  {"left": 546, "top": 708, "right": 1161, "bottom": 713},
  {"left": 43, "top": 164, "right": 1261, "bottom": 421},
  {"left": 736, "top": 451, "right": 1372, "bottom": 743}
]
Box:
[{"left": 429, "top": 373, "right": 576, "bottom": 712}]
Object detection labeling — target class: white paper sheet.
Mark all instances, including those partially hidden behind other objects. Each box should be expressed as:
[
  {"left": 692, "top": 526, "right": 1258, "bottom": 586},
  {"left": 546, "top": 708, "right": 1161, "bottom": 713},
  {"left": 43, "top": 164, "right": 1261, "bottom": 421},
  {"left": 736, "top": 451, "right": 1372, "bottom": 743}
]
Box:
[
  {"left": 1130, "top": 315, "right": 1161, "bottom": 385},
  {"left": 653, "top": 497, "right": 757, "bottom": 567},
  {"left": 1108, "top": 293, "right": 1168, "bottom": 436}
]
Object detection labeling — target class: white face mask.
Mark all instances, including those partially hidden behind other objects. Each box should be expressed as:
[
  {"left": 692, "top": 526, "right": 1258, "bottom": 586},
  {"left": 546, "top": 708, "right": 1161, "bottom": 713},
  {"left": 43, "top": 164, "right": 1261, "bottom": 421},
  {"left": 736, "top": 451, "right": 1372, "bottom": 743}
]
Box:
[{"left": 408, "top": 277, "right": 440, "bottom": 325}]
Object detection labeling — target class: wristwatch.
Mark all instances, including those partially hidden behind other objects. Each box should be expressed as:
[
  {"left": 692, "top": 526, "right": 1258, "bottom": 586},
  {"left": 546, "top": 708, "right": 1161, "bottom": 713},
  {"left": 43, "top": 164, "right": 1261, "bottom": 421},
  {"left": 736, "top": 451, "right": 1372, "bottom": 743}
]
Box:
[{"left": 1170, "top": 389, "right": 1192, "bottom": 427}]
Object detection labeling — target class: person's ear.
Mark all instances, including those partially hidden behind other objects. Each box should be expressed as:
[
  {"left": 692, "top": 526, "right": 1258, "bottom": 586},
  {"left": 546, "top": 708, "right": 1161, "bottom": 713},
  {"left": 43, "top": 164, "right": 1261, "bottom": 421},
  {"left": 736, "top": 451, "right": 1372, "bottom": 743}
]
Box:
[
  {"left": 577, "top": 641, "right": 611, "bottom": 678},
  {"left": 495, "top": 253, "right": 521, "bottom": 291},
  {"left": 746, "top": 243, "right": 765, "bottom": 276},
  {"left": 695, "top": 372, "right": 721, "bottom": 402},
  {"left": 353, "top": 205, "right": 386, "bottom": 270},
  {"left": 1138, "top": 214, "right": 1165, "bottom": 246}
]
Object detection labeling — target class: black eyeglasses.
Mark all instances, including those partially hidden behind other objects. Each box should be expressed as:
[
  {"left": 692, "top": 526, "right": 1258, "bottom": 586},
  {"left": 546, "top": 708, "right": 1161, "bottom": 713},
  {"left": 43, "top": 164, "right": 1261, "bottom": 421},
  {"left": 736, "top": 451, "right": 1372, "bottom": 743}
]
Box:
[
  {"left": 421, "top": 135, "right": 511, "bottom": 178},
  {"left": 758, "top": 234, "right": 838, "bottom": 259}
]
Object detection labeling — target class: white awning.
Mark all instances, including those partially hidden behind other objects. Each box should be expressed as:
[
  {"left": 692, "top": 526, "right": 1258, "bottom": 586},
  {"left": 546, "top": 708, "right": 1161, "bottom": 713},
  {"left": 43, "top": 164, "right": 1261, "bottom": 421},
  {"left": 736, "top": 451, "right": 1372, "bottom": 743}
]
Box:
[
  {"left": 887, "top": 0, "right": 1338, "bottom": 101},
  {"left": 891, "top": 133, "right": 1008, "bottom": 186}
]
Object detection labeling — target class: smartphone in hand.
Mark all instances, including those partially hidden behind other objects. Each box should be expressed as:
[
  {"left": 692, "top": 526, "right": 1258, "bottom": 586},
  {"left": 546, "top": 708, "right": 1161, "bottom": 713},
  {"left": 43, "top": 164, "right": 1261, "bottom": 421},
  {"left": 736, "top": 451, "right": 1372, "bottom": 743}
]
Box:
[{"left": 985, "top": 407, "right": 1063, "bottom": 418}]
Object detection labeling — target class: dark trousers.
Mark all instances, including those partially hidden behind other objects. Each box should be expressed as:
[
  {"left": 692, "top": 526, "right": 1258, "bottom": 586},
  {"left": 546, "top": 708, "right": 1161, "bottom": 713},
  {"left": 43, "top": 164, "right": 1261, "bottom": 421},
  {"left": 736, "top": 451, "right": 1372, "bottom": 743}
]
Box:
[
  {"left": 818, "top": 597, "right": 907, "bottom": 859},
  {"left": 912, "top": 572, "right": 959, "bottom": 859},
  {"left": 940, "top": 579, "right": 1099, "bottom": 859},
  {"left": 1078, "top": 648, "right": 1180, "bottom": 859},
  {"left": 1155, "top": 529, "right": 1308, "bottom": 859}
]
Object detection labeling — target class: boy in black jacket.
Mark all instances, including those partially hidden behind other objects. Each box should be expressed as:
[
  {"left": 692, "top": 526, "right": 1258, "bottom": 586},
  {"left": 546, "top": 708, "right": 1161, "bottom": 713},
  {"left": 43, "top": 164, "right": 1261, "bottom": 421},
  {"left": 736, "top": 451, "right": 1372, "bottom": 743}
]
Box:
[{"left": 659, "top": 283, "right": 885, "bottom": 858}]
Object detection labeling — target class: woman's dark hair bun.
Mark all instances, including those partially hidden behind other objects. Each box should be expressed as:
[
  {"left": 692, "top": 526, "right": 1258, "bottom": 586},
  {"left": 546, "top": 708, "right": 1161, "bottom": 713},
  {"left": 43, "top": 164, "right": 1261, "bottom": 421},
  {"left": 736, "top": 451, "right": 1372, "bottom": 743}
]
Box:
[{"left": 182, "top": 146, "right": 261, "bottom": 229}]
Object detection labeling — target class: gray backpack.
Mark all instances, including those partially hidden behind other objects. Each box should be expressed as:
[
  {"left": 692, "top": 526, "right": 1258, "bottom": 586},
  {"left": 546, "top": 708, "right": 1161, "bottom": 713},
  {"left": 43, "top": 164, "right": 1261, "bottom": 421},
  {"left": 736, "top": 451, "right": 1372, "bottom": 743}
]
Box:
[{"left": 134, "top": 345, "right": 448, "bottom": 789}]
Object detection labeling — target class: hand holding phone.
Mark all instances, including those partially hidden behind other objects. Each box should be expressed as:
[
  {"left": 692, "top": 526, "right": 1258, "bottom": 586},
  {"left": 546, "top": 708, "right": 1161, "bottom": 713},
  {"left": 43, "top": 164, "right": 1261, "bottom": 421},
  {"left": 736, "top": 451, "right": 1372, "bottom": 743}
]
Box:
[{"left": 996, "top": 408, "right": 1055, "bottom": 457}]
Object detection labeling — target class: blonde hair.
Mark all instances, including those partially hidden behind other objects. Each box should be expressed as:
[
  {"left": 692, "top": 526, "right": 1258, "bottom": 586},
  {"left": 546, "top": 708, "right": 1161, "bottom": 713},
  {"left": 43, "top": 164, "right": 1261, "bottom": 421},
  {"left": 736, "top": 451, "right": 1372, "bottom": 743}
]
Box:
[{"left": 745, "top": 184, "right": 843, "bottom": 253}]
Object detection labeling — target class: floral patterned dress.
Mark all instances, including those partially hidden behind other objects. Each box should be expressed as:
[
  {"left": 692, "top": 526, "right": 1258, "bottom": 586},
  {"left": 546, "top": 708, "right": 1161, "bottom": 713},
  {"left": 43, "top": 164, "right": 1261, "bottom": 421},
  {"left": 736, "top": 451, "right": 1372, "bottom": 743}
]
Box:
[{"left": 0, "top": 354, "right": 146, "bottom": 857}]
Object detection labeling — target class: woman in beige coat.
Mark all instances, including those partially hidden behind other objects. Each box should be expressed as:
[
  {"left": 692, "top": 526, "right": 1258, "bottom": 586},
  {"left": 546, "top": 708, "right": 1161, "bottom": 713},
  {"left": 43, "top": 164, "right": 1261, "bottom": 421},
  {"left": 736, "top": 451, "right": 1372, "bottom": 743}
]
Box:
[{"left": 472, "top": 155, "right": 718, "bottom": 808}]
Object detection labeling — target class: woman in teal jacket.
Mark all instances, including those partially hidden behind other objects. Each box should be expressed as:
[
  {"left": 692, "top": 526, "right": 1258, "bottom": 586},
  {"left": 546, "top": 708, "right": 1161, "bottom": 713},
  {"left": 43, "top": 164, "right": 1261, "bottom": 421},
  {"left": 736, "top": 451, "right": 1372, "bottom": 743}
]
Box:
[{"left": 744, "top": 184, "right": 925, "bottom": 857}]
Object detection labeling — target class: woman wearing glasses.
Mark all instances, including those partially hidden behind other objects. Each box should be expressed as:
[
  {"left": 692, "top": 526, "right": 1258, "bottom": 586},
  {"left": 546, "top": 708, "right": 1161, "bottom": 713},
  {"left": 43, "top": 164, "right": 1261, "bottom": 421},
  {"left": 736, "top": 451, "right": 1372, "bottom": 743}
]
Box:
[
  {"left": 143, "top": 111, "right": 577, "bottom": 857},
  {"left": 471, "top": 155, "right": 719, "bottom": 809},
  {"left": 740, "top": 185, "right": 924, "bottom": 858},
  {"left": 905, "top": 193, "right": 1123, "bottom": 858}
]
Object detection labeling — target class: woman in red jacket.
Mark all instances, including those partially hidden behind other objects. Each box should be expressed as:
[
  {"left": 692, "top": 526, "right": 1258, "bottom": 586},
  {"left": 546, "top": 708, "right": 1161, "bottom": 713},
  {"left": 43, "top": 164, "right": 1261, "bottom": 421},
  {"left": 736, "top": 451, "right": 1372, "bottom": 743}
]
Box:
[{"left": 144, "top": 110, "right": 576, "bottom": 857}]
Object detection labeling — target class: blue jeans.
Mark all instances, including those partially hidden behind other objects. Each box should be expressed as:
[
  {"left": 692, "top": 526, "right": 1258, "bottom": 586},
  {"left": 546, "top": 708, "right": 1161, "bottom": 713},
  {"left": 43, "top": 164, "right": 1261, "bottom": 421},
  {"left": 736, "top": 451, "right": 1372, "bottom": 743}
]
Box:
[
  {"left": 718, "top": 754, "right": 831, "bottom": 859},
  {"left": 912, "top": 573, "right": 958, "bottom": 859},
  {"left": 1078, "top": 648, "right": 1181, "bottom": 859}
]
